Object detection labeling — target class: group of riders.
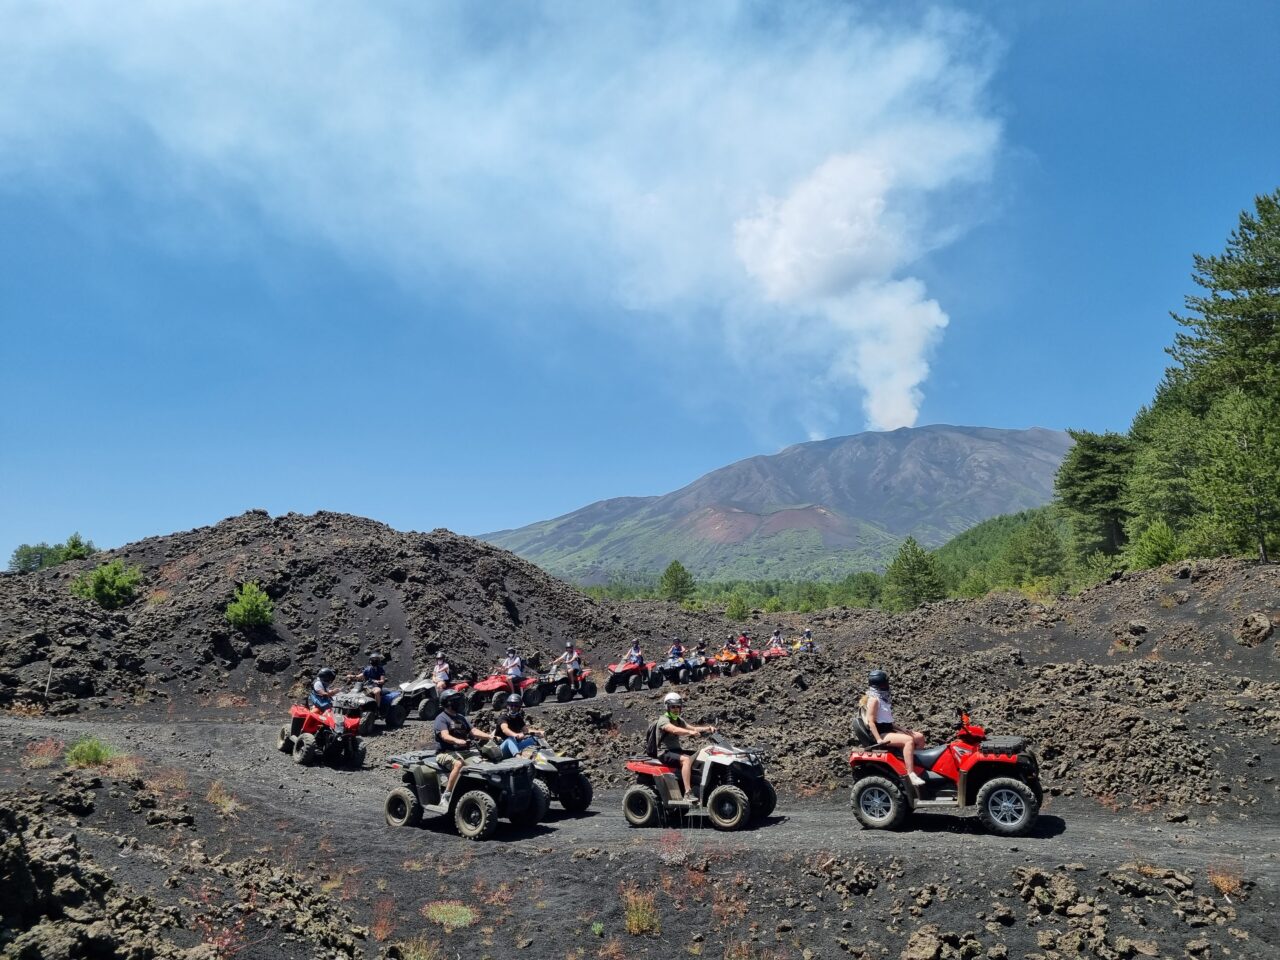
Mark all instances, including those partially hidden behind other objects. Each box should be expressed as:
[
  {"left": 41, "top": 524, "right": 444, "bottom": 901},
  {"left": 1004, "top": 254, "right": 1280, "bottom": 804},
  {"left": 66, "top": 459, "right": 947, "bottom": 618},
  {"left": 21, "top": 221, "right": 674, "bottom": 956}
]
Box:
[{"left": 302, "top": 624, "right": 880, "bottom": 809}]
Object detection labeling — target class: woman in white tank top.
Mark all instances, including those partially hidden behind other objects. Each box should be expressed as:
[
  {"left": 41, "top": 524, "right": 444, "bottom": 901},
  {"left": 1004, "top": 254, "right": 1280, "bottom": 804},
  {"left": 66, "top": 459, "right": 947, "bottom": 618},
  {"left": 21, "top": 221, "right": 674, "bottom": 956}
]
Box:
[{"left": 864, "top": 670, "right": 927, "bottom": 787}]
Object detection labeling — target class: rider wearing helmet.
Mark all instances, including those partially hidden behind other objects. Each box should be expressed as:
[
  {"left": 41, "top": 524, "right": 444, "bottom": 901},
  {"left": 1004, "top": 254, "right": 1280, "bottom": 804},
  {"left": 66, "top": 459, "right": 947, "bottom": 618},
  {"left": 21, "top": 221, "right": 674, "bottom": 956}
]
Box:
[
  {"left": 736, "top": 632, "right": 753, "bottom": 652},
  {"left": 667, "top": 636, "right": 686, "bottom": 660},
  {"left": 432, "top": 651, "right": 451, "bottom": 693},
  {"left": 800, "top": 628, "right": 815, "bottom": 653},
  {"left": 555, "top": 641, "right": 585, "bottom": 687},
  {"left": 351, "top": 652, "right": 387, "bottom": 708},
  {"left": 501, "top": 646, "right": 524, "bottom": 679},
  {"left": 433, "top": 689, "right": 495, "bottom": 806},
  {"left": 310, "top": 667, "right": 337, "bottom": 710},
  {"left": 695, "top": 638, "right": 708, "bottom": 655},
  {"left": 656, "top": 691, "right": 716, "bottom": 802},
  {"left": 863, "top": 669, "right": 926, "bottom": 788},
  {"left": 496, "top": 693, "right": 545, "bottom": 758},
  {"left": 769, "top": 627, "right": 784, "bottom": 649},
  {"left": 622, "top": 639, "right": 644, "bottom": 666}
]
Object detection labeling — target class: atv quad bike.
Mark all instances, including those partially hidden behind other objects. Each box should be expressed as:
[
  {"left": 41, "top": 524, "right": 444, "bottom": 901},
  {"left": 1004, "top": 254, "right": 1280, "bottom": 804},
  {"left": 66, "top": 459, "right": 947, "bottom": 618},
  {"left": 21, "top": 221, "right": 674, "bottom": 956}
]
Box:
[
  {"left": 352, "top": 681, "right": 408, "bottom": 733},
  {"left": 468, "top": 673, "right": 544, "bottom": 713},
  {"left": 276, "top": 703, "right": 366, "bottom": 769},
  {"left": 514, "top": 737, "right": 594, "bottom": 814},
  {"left": 384, "top": 746, "right": 548, "bottom": 840},
  {"left": 399, "top": 676, "right": 473, "bottom": 722},
  {"left": 655, "top": 655, "right": 695, "bottom": 685},
  {"left": 622, "top": 732, "right": 776, "bottom": 831},
  {"left": 540, "top": 665, "right": 598, "bottom": 703},
  {"left": 712, "top": 647, "right": 758, "bottom": 676},
  {"left": 848, "top": 708, "right": 1043, "bottom": 836},
  {"left": 684, "top": 653, "right": 711, "bottom": 682},
  {"left": 605, "top": 659, "right": 661, "bottom": 693},
  {"left": 760, "top": 643, "right": 790, "bottom": 663}
]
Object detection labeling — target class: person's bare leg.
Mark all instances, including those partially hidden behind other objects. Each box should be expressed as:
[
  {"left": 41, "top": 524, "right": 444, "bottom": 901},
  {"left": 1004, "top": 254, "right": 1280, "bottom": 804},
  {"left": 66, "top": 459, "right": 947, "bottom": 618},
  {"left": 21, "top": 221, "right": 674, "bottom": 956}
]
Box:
[
  {"left": 681, "top": 755, "right": 694, "bottom": 795},
  {"left": 445, "top": 760, "right": 463, "bottom": 798}
]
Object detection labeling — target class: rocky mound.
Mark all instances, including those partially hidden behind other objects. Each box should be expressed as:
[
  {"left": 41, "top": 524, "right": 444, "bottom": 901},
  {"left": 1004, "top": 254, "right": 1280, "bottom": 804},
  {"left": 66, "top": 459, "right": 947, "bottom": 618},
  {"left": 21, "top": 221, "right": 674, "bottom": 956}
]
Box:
[{"left": 0, "top": 510, "right": 650, "bottom": 712}]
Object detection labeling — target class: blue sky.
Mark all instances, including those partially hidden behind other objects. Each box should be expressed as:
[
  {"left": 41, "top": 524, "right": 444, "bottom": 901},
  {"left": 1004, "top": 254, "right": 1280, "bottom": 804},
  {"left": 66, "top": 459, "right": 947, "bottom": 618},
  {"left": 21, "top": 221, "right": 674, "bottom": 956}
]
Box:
[{"left": 2, "top": 1, "right": 1278, "bottom": 557}]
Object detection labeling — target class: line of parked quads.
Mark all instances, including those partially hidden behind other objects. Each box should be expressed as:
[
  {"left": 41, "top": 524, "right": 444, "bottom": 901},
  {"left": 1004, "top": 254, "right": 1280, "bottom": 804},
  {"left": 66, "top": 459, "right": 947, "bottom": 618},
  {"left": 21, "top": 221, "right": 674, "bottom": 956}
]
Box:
[{"left": 275, "top": 682, "right": 1045, "bottom": 842}]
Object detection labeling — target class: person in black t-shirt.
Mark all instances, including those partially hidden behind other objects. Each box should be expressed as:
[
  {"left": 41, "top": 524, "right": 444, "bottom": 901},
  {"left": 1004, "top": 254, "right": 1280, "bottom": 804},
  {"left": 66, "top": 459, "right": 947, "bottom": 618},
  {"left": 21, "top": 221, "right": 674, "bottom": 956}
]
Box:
[
  {"left": 496, "top": 694, "right": 545, "bottom": 758},
  {"left": 431, "top": 690, "right": 495, "bottom": 805}
]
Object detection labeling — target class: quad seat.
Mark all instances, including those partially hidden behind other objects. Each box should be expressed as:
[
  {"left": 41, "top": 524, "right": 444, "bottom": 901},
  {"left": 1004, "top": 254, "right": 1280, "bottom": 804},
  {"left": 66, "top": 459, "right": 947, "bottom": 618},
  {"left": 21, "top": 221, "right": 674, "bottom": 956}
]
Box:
[{"left": 914, "top": 745, "right": 947, "bottom": 770}]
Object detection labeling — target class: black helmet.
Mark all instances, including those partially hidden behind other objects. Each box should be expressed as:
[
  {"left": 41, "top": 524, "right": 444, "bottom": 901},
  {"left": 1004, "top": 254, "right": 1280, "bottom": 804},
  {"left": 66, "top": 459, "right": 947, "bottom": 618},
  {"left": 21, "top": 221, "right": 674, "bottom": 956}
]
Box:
[
  {"left": 436, "top": 650, "right": 445, "bottom": 659},
  {"left": 368, "top": 652, "right": 385, "bottom": 665},
  {"left": 869, "top": 669, "right": 889, "bottom": 689},
  {"left": 318, "top": 667, "right": 336, "bottom": 682},
  {"left": 565, "top": 641, "right": 574, "bottom": 649},
  {"left": 505, "top": 694, "right": 523, "bottom": 710},
  {"left": 441, "top": 689, "right": 464, "bottom": 710}
]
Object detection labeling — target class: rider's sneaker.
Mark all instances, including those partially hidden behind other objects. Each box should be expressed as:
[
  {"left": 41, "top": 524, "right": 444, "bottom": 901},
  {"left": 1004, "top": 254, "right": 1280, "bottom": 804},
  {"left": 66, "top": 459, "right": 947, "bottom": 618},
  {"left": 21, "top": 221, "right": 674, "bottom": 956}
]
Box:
[
  {"left": 908, "top": 773, "right": 926, "bottom": 788},
  {"left": 684, "top": 793, "right": 700, "bottom": 806},
  {"left": 440, "top": 791, "right": 453, "bottom": 806}
]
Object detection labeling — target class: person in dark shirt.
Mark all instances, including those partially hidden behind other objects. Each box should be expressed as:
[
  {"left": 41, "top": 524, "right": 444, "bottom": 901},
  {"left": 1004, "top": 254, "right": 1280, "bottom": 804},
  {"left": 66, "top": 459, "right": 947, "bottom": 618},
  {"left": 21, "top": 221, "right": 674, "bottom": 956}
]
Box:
[
  {"left": 655, "top": 691, "right": 716, "bottom": 802},
  {"left": 351, "top": 652, "right": 387, "bottom": 709},
  {"left": 496, "top": 694, "right": 545, "bottom": 758},
  {"left": 431, "top": 690, "right": 495, "bottom": 805}
]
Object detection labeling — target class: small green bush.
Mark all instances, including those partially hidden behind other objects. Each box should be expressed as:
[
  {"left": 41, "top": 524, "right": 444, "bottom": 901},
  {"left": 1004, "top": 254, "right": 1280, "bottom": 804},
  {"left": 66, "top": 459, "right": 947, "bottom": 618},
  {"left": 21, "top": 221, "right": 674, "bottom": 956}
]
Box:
[
  {"left": 725, "top": 593, "right": 749, "bottom": 621},
  {"left": 65, "top": 736, "right": 118, "bottom": 768},
  {"left": 225, "top": 581, "right": 274, "bottom": 629},
  {"left": 70, "top": 559, "right": 142, "bottom": 610}
]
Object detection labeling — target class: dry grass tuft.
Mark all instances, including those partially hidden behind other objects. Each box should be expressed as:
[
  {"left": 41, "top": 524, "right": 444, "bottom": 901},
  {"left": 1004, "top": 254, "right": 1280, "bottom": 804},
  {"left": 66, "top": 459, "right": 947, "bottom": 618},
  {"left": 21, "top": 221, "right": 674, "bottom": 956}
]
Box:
[
  {"left": 7, "top": 703, "right": 45, "bottom": 718},
  {"left": 371, "top": 898, "right": 397, "bottom": 941},
  {"left": 597, "top": 940, "right": 627, "bottom": 960},
  {"left": 1207, "top": 863, "right": 1245, "bottom": 900},
  {"left": 620, "top": 884, "right": 660, "bottom": 937},
  {"left": 146, "top": 768, "right": 190, "bottom": 797},
  {"left": 206, "top": 781, "right": 244, "bottom": 818},
  {"left": 396, "top": 938, "right": 445, "bottom": 960},
  {"left": 21, "top": 737, "right": 65, "bottom": 769}
]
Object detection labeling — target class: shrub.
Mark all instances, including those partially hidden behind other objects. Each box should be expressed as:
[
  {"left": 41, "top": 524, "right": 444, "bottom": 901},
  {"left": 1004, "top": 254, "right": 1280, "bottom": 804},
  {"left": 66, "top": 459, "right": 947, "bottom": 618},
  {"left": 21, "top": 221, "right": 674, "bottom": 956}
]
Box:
[
  {"left": 620, "top": 884, "right": 660, "bottom": 936},
  {"left": 70, "top": 559, "right": 142, "bottom": 610},
  {"left": 725, "top": 593, "right": 749, "bottom": 621},
  {"left": 225, "top": 581, "right": 274, "bottom": 629},
  {"left": 591, "top": 921, "right": 605, "bottom": 938},
  {"left": 65, "top": 736, "right": 119, "bottom": 768},
  {"left": 395, "top": 941, "right": 444, "bottom": 960},
  {"left": 206, "top": 780, "right": 244, "bottom": 818},
  {"left": 1124, "top": 519, "right": 1182, "bottom": 570}
]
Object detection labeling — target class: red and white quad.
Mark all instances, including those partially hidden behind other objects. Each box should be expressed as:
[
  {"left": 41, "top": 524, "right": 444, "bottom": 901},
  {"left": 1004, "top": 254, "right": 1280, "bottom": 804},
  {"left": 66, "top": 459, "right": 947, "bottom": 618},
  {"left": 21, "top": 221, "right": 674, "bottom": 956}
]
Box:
[
  {"left": 760, "top": 643, "right": 790, "bottom": 663},
  {"left": 276, "top": 703, "right": 365, "bottom": 768},
  {"left": 848, "top": 708, "right": 1043, "bottom": 836},
  {"left": 605, "top": 659, "right": 661, "bottom": 693},
  {"left": 468, "top": 672, "right": 544, "bottom": 712}
]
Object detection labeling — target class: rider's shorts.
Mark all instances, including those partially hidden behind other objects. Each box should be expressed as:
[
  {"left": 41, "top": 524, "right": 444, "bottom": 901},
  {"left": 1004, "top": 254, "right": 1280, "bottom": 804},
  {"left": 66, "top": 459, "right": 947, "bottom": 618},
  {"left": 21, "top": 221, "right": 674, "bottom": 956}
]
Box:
[{"left": 659, "top": 750, "right": 691, "bottom": 768}]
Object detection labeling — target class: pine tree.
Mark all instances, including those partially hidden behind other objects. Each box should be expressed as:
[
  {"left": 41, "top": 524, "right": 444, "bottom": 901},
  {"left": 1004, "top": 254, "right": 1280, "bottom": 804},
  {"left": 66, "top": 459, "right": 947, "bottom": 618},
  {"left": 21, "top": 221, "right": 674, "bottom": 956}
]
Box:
[
  {"left": 1000, "top": 512, "right": 1067, "bottom": 584},
  {"left": 1054, "top": 430, "right": 1135, "bottom": 559},
  {"left": 881, "top": 538, "right": 945, "bottom": 612},
  {"left": 1190, "top": 390, "right": 1280, "bottom": 562},
  {"left": 1169, "top": 189, "right": 1280, "bottom": 406},
  {"left": 658, "top": 560, "right": 696, "bottom": 602},
  {"left": 1124, "top": 406, "right": 1204, "bottom": 537}
]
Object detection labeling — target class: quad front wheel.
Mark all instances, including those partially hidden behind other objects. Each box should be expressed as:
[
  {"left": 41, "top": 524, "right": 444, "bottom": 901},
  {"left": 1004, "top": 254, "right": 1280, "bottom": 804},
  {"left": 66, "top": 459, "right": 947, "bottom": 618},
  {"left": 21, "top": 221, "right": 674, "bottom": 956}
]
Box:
[
  {"left": 384, "top": 787, "right": 422, "bottom": 828},
  {"left": 605, "top": 677, "right": 618, "bottom": 694},
  {"left": 707, "top": 785, "right": 752, "bottom": 830},
  {"left": 677, "top": 668, "right": 690, "bottom": 685},
  {"left": 419, "top": 695, "right": 440, "bottom": 722},
  {"left": 976, "top": 778, "right": 1038, "bottom": 837},
  {"left": 559, "top": 772, "right": 594, "bottom": 814},
  {"left": 622, "top": 784, "right": 661, "bottom": 828},
  {"left": 276, "top": 725, "right": 293, "bottom": 754},
  {"left": 647, "top": 670, "right": 664, "bottom": 690},
  {"left": 454, "top": 791, "right": 499, "bottom": 840},
  {"left": 292, "top": 733, "right": 317, "bottom": 766},
  {"left": 627, "top": 674, "right": 644, "bottom": 693},
  {"left": 511, "top": 779, "right": 551, "bottom": 828},
  {"left": 752, "top": 781, "right": 777, "bottom": 820},
  {"left": 523, "top": 685, "right": 544, "bottom": 708},
  {"left": 851, "top": 776, "right": 908, "bottom": 830},
  {"left": 556, "top": 684, "right": 574, "bottom": 703},
  {"left": 581, "top": 680, "right": 597, "bottom": 699},
  {"left": 386, "top": 703, "right": 407, "bottom": 730}
]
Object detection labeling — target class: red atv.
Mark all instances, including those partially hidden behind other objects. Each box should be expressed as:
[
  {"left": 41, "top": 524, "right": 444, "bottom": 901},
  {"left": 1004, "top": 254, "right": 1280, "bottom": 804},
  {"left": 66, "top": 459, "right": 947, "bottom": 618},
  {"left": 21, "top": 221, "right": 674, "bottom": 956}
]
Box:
[
  {"left": 605, "top": 659, "right": 661, "bottom": 693},
  {"left": 276, "top": 703, "right": 365, "bottom": 768},
  {"left": 468, "top": 672, "right": 544, "bottom": 713},
  {"left": 759, "top": 643, "right": 790, "bottom": 663},
  {"left": 848, "top": 708, "right": 1043, "bottom": 836}
]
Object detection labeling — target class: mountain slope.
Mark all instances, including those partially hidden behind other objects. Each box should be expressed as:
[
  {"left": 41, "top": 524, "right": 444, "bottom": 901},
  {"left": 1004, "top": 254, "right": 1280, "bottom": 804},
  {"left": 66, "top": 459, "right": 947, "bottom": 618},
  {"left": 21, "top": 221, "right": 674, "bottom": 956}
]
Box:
[{"left": 484, "top": 425, "right": 1073, "bottom": 581}]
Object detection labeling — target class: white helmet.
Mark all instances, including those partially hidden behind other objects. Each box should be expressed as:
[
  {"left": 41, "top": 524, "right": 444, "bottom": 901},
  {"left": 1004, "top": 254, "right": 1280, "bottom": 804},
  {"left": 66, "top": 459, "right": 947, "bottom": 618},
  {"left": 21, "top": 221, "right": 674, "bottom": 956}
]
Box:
[{"left": 663, "top": 692, "right": 683, "bottom": 707}]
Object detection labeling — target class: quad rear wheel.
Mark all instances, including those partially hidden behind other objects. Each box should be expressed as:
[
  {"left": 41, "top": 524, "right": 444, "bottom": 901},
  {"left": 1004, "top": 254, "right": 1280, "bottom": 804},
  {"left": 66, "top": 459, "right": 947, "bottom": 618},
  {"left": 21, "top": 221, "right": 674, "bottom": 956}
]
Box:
[
  {"left": 581, "top": 680, "right": 597, "bottom": 698},
  {"left": 511, "top": 779, "right": 551, "bottom": 828},
  {"left": 677, "top": 668, "right": 690, "bottom": 684},
  {"left": 556, "top": 684, "right": 574, "bottom": 703},
  {"left": 523, "top": 685, "right": 544, "bottom": 708},
  {"left": 385, "top": 702, "right": 407, "bottom": 730},
  {"left": 622, "top": 784, "right": 661, "bottom": 828},
  {"left": 976, "top": 778, "right": 1038, "bottom": 837},
  {"left": 707, "top": 785, "right": 752, "bottom": 830},
  {"left": 454, "top": 791, "right": 499, "bottom": 840},
  {"left": 647, "top": 670, "right": 664, "bottom": 689},
  {"left": 384, "top": 787, "right": 422, "bottom": 828},
  {"left": 851, "top": 776, "right": 908, "bottom": 830},
  {"left": 419, "top": 695, "right": 440, "bottom": 722}
]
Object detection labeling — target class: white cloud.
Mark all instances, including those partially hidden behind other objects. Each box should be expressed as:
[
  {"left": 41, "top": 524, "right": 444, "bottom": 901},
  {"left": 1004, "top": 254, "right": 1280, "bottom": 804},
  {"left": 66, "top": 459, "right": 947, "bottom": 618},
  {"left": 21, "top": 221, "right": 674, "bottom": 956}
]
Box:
[{"left": 0, "top": 1, "right": 1002, "bottom": 433}]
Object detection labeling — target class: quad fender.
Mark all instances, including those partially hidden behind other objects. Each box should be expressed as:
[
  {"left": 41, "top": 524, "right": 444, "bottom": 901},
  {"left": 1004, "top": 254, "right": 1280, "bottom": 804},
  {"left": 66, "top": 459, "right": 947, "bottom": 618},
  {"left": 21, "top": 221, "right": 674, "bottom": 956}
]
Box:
[
  {"left": 849, "top": 759, "right": 901, "bottom": 783},
  {"left": 961, "top": 760, "right": 1027, "bottom": 807}
]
